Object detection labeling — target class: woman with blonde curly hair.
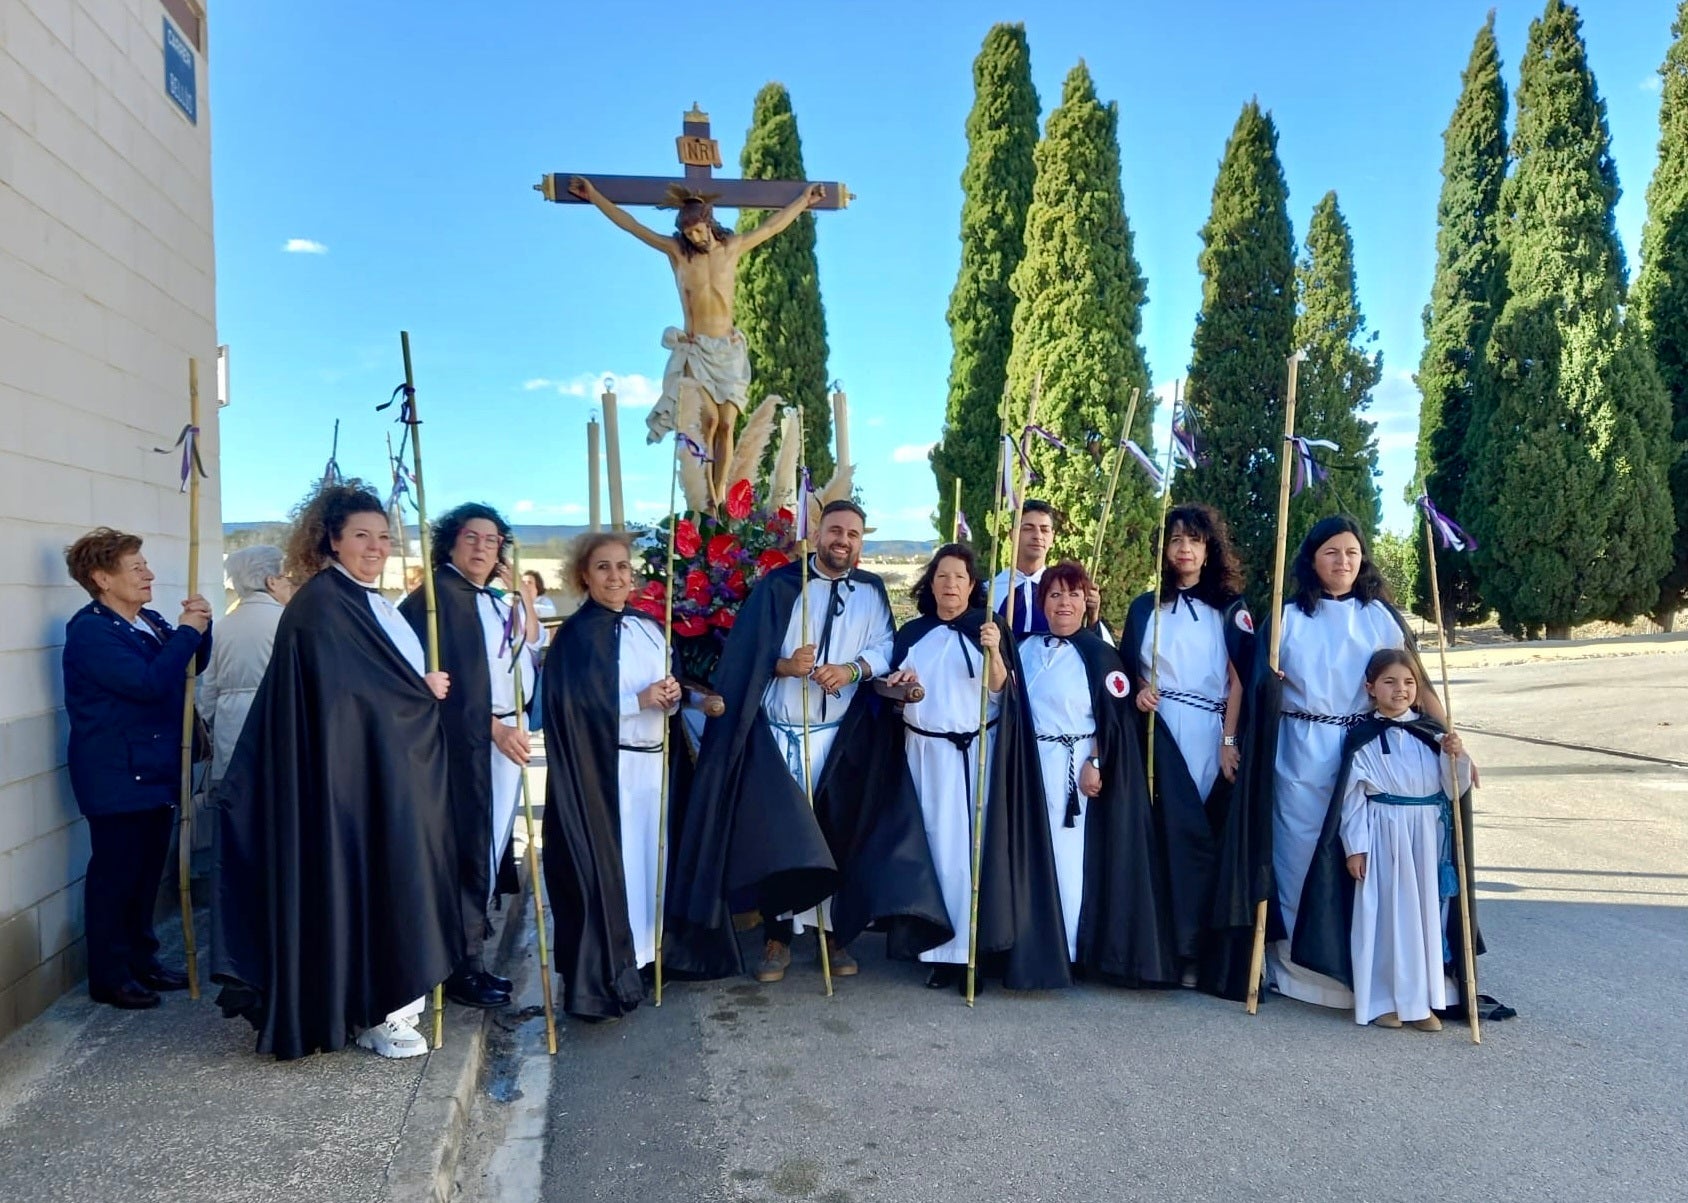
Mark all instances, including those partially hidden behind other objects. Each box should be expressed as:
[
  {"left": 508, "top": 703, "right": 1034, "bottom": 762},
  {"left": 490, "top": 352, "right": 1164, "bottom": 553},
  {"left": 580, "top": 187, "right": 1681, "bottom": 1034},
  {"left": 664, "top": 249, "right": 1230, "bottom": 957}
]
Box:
[{"left": 212, "top": 482, "right": 462, "bottom": 1060}]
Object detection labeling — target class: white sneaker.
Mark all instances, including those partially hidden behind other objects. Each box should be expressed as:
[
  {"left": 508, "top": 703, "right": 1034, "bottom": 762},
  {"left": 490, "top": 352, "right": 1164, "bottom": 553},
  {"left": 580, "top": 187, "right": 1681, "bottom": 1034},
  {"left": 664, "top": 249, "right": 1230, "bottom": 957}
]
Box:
[{"left": 356, "top": 1018, "right": 429, "bottom": 1059}]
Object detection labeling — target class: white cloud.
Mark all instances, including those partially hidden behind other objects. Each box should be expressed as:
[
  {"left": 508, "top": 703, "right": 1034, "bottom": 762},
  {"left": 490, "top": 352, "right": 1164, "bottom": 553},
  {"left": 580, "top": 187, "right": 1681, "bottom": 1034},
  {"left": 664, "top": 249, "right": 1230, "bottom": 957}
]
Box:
[
  {"left": 283, "top": 238, "right": 327, "bottom": 254},
  {"left": 518, "top": 371, "right": 665, "bottom": 412},
  {"left": 1376, "top": 431, "right": 1418, "bottom": 453},
  {"left": 1643, "top": 74, "right": 1663, "bottom": 94},
  {"left": 891, "top": 441, "right": 935, "bottom": 464},
  {"left": 513, "top": 499, "right": 535, "bottom": 514},
  {"left": 866, "top": 416, "right": 885, "bottom": 428}
]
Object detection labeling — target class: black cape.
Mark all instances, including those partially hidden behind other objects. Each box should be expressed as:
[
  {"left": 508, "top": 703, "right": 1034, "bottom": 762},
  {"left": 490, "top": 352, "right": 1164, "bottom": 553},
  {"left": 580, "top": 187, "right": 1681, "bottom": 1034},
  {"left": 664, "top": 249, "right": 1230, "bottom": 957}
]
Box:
[
  {"left": 399, "top": 568, "right": 517, "bottom": 960},
  {"left": 1120, "top": 591, "right": 1254, "bottom": 966},
  {"left": 826, "top": 609, "right": 1070, "bottom": 990},
  {"left": 1291, "top": 713, "right": 1487, "bottom": 990},
  {"left": 540, "top": 601, "right": 693, "bottom": 1020},
  {"left": 1200, "top": 597, "right": 1422, "bottom": 999},
  {"left": 1036, "top": 629, "right": 1180, "bottom": 986},
  {"left": 663, "top": 561, "right": 889, "bottom": 978},
  {"left": 211, "top": 566, "right": 462, "bottom": 1059}
]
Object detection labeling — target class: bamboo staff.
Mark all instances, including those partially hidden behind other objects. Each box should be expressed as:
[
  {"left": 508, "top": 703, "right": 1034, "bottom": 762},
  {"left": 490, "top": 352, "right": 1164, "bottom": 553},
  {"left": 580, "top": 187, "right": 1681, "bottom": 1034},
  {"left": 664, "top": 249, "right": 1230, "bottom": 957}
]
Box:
[
  {"left": 176, "top": 358, "right": 203, "bottom": 999},
  {"left": 507, "top": 546, "right": 558, "bottom": 1053},
  {"left": 400, "top": 331, "right": 449, "bottom": 1048},
  {"left": 999, "top": 373, "right": 1042, "bottom": 638},
  {"left": 795, "top": 408, "right": 833, "bottom": 996},
  {"left": 1089, "top": 387, "right": 1142, "bottom": 580},
  {"left": 1421, "top": 507, "right": 1482, "bottom": 1044},
  {"left": 1246, "top": 351, "right": 1304, "bottom": 1015},
  {"left": 967, "top": 379, "right": 1032, "bottom": 1006},
  {"left": 952, "top": 477, "right": 963, "bottom": 544},
  {"left": 653, "top": 437, "right": 683, "bottom": 1007},
  {"left": 1144, "top": 381, "right": 1184, "bottom": 809},
  {"left": 387, "top": 431, "right": 410, "bottom": 589}
]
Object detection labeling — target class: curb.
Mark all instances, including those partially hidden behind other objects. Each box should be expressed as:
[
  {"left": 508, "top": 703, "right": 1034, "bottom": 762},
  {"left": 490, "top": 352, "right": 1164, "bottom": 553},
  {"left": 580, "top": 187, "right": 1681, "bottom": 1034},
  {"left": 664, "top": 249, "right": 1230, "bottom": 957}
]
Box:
[
  {"left": 384, "top": 864, "right": 536, "bottom": 1203},
  {"left": 1439, "top": 630, "right": 1688, "bottom": 669}
]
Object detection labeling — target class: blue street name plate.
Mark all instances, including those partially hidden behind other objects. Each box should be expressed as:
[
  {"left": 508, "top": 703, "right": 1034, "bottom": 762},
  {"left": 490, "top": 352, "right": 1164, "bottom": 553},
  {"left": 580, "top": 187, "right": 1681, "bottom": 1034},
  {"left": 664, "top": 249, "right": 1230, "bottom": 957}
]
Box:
[{"left": 163, "top": 17, "right": 196, "bottom": 123}]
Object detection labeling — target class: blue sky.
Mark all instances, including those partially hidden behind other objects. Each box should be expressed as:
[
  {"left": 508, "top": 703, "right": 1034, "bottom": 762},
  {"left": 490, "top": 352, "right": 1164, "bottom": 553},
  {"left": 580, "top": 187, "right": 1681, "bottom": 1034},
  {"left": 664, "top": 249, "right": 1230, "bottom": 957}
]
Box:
[{"left": 211, "top": 0, "right": 1676, "bottom": 540}]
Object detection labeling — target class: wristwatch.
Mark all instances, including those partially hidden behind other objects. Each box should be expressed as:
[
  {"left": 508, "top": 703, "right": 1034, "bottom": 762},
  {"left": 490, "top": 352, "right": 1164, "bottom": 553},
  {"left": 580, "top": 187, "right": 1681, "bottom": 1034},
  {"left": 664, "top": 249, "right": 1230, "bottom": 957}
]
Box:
[
  {"left": 1222, "top": 735, "right": 1238, "bottom": 747},
  {"left": 1085, "top": 755, "right": 1102, "bottom": 770}
]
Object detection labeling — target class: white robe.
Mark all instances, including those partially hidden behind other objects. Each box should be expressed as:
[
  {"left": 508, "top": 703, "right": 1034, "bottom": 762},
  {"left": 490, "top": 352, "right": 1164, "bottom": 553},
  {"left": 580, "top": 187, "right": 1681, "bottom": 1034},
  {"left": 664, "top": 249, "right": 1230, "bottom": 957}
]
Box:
[
  {"left": 1022, "top": 637, "right": 1096, "bottom": 961},
  {"left": 461, "top": 572, "right": 542, "bottom": 905},
  {"left": 1269, "top": 597, "right": 1405, "bottom": 1008},
  {"left": 760, "top": 562, "right": 895, "bottom": 933},
  {"left": 902, "top": 624, "right": 1001, "bottom": 964},
  {"left": 615, "top": 615, "right": 673, "bottom": 968},
  {"left": 1137, "top": 594, "right": 1229, "bottom": 801},
  {"left": 1341, "top": 712, "right": 1471, "bottom": 1024}
]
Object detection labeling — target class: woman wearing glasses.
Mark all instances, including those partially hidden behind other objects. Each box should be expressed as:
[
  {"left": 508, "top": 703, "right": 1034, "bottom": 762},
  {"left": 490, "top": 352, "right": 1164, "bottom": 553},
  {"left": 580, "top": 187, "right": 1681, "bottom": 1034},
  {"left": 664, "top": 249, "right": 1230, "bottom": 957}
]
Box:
[{"left": 400, "top": 504, "right": 542, "bottom": 1012}]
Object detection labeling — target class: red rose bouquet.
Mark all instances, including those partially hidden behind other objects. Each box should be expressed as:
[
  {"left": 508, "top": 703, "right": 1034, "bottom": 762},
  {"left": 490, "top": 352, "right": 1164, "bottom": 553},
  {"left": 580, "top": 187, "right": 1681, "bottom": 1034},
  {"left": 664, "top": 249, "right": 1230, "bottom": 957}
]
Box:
[{"left": 634, "top": 478, "right": 797, "bottom": 685}]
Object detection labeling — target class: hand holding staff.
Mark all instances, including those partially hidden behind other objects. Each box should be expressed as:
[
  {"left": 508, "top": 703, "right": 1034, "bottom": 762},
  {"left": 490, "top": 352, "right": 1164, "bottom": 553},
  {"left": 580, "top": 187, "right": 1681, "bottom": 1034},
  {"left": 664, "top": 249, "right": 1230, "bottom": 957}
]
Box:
[
  {"left": 175, "top": 358, "right": 205, "bottom": 999},
  {"left": 396, "top": 332, "right": 448, "bottom": 1048},
  {"left": 1420, "top": 494, "right": 1482, "bottom": 1044},
  {"left": 507, "top": 546, "right": 559, "bottom": 1052},
  {"left": 795, "top": 409, "right": 834, "bottom": 997},
  {"left": 1246, "top": 351, "right": 1305, "bottom": 1016}
]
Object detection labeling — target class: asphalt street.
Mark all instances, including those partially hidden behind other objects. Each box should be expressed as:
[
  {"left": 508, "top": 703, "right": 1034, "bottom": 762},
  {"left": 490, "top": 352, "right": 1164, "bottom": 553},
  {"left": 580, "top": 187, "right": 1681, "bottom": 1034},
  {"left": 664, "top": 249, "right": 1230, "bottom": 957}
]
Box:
[{"left": 490, "top": 652, "right": 1688, "bottom": 1203}]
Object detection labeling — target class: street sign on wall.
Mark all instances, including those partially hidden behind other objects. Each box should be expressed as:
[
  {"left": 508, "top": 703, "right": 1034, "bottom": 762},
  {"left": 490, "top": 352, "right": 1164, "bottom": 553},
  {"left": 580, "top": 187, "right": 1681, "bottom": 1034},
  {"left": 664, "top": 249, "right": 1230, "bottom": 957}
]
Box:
[{"left": 163, "top": 17, "right": 196, "bottom": 123}]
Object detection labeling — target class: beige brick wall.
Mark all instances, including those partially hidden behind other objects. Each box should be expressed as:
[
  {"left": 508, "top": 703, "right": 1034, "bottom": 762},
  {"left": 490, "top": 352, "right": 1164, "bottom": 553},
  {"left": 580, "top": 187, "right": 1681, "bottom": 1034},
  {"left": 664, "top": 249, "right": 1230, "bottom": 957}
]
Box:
[{"left": 0, "top": 0, "right": 219, "bottom": 1039}]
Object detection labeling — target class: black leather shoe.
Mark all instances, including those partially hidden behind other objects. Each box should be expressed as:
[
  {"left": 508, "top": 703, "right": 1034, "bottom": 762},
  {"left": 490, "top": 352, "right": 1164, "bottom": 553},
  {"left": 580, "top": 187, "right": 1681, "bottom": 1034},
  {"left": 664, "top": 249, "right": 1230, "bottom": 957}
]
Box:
[
  {"left": 136, "top": 965, "right": 190, "bottom": 992},
  {"left": 479, "top": 970, "right": 513, "bottom": 995},
  {"left": 925, "top": 965, "right": 962, "bottom": 990},
  {"left": 444, "top": 970, "right": 510, "bottom": 1009},
  {"left": 91, "top": 981, "right": 162, "bottom": 1010}
]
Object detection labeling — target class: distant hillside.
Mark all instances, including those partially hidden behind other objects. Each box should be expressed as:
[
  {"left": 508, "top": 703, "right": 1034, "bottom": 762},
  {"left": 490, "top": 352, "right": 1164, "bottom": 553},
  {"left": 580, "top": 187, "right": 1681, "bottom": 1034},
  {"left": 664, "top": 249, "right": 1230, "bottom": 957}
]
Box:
[{"left": 224, "top": 522, "right": 933, "bottom": 560}]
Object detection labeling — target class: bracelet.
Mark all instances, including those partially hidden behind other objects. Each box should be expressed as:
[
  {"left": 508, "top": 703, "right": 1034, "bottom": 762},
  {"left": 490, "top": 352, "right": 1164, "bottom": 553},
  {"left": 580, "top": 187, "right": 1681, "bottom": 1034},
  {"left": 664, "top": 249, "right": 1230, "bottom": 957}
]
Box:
[
  {"left": 1222, "top": 735, "right": 1238, "bottom": 747},
  {"left": 849, "top": 661, "right": 862, "bottom": 685}
]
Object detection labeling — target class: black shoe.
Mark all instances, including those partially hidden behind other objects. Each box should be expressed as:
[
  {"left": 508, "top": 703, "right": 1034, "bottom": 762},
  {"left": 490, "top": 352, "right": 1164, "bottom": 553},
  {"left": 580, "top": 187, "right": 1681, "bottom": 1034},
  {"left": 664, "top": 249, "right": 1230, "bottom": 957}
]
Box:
[
  {"left": 639, "top": 964, "right": 656, "bottom": 993},
  {"left": 479, "top": 970, "right": 514, "bottom": 995},
  {"left": 91, "top": 981, "right": 161, "bottom": 1010},
  {"left": 136, "top": 965, "right": 190, "bottom": 992},
  {"left": 444, "top": 970, "right": 510, "bottom": 1009},
  {"left": 925, "top": 965, "right": 962, "bottom": 990}
]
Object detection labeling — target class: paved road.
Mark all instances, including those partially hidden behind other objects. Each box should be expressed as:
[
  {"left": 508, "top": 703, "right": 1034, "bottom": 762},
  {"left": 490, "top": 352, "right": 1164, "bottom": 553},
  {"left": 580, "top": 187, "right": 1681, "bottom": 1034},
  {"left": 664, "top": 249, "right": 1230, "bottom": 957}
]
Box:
[{"left": 479, "top": 653, "right": 1687, "bottom": 1203}]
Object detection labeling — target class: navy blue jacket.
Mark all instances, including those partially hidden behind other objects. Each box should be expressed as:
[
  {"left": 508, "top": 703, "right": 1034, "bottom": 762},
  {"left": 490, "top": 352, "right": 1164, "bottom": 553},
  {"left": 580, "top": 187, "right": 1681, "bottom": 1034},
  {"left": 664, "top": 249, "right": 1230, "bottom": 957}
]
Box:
[{"left": 63, "top": 602, "right": 212, "bottom": 817}]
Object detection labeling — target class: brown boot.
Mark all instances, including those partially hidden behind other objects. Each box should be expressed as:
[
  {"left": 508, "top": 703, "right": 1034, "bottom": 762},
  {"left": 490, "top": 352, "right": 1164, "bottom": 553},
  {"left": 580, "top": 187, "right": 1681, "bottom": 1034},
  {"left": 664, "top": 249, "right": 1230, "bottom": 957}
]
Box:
[
  {"left": 1372, "top": 1012, "right": 1403, "bottom": 1029},
  {"left": 1410, "top": 1014, "right": 1444, "bottom": 1032},
  {"left": 755, "top": 940, "right": 792, "bottom": 983},
  {"left": 827, "top": 939, "right": 858, "bottom": 977}
]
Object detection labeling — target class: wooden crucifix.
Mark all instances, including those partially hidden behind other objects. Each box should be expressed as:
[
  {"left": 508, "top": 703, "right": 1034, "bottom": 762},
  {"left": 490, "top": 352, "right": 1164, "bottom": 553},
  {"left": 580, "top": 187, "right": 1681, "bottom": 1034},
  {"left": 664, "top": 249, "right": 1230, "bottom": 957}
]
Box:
[{"left": 535, "top": 105, "right": 851, "bottom": 507}]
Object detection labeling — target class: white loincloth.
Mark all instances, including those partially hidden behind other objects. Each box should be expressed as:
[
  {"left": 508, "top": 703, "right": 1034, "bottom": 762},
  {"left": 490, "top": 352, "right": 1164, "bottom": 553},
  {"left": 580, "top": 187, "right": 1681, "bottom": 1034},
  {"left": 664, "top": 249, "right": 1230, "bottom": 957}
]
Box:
[{"left": 646, "top": 326, "right": 752, "bottom": 443}]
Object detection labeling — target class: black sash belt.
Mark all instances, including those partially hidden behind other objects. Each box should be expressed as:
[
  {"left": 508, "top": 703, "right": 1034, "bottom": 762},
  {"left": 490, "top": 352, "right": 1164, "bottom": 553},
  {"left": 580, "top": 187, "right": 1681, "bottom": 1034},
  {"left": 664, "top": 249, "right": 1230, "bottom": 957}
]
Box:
[
  {"left": 906, "top": 717, "right": 998, "bottom": 805},
  {"left": 1284, "top": 710, "right": 1369, "bottom": 729},
  {"left": 618, "top": 742, "right": 663, "bottom": 754},
  {"left": 1160, "top": 689, "right": 1226, "bottom": 716}
]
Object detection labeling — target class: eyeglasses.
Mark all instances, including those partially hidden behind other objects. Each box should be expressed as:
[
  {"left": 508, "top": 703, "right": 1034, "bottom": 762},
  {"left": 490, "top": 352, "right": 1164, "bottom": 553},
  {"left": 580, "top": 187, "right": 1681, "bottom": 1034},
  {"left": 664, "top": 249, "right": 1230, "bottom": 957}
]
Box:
[{"left": 461, "top": 533, "right": 505, "bottom": 550}]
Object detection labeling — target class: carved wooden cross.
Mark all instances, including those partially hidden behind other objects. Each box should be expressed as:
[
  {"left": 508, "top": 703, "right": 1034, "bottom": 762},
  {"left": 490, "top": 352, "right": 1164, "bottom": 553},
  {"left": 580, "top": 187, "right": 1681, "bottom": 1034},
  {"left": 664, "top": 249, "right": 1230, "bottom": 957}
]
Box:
[{"left": 536, "top": 103, "right": 851, "bottom": 211}]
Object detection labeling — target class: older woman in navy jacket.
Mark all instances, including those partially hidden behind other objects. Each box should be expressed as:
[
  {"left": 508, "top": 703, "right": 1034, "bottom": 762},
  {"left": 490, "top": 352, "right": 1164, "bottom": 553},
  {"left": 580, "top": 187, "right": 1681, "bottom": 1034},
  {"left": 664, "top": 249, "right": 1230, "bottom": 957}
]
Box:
[{"left": 62, "top": 527, "right": 212, "bottom": 1010}]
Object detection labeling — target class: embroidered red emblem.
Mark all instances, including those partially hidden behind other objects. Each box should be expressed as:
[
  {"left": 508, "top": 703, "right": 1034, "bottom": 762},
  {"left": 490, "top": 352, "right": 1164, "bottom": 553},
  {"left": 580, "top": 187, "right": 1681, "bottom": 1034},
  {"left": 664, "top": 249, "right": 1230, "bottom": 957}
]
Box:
[
  {"left": 1235, "top": 609, "right": 1256, "bottom": 634},
  {"left": 1105, "top": 670, "right": 1129, "bottom": 698}
]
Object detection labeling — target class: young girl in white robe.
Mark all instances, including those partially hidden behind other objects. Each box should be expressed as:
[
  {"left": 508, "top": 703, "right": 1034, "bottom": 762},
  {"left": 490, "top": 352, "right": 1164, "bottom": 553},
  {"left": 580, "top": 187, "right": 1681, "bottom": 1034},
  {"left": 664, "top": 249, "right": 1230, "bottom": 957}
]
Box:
[{"left": 1340, "top": 649, "right": 1470, "bottom": 1030}]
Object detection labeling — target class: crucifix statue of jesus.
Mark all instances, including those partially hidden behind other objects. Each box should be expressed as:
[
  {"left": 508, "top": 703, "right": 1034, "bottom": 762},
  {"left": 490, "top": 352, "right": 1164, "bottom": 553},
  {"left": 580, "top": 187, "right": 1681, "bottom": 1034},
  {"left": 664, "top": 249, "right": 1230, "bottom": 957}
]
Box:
[{"left": 539, "top": 105, "right": 849, "bottom": 507}]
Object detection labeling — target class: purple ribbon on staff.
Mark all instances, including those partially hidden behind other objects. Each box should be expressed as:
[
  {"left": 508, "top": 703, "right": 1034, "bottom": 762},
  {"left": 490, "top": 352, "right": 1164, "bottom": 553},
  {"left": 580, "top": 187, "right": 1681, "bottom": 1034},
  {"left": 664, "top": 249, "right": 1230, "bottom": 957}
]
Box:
[
  {"left": 1418, "top": 493, "right": 1478, "bottom": 552},
  {"left": 378, "top": 383, "right": 417, "bottom": 426},
  {"left": 497, "top": 590, "right": 524, "bottom": 664},
  {"left": 677, "top": 431, "right": 713, "bottom": 463},
  {"left": 956, "top": 508, "right": 972, "bottom": 541},
  {"left": 1288, "top": 436, "right": 1339, "bottom": 496},
  {"left": 1172, "top": 406, "right": 1205, "bottom": 470},
  {"left": 1000, "top": 435, "right": 1021, "bottom": 511},
  {"left": 1023, "top": 423, "right": 1070, "bottom": 455},
  {"left": 154, "top": 424, "right": 207, "bottom": 493},
  {"left": 795, "top": 467, "right": 813, "bottom": 541},
  {"left": 1123, "top": 439, "right": 1165, "bottom": 491},
  {"left": 386, "top": 459, "right": 415, "bottom": 513}
]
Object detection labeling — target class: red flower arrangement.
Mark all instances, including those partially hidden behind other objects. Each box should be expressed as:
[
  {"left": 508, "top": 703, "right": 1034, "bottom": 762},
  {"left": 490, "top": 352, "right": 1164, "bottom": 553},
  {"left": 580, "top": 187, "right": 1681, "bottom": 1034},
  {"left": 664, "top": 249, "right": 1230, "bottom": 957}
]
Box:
[{"left": 634, "top": 478, "right": 800, "bottom": 685}]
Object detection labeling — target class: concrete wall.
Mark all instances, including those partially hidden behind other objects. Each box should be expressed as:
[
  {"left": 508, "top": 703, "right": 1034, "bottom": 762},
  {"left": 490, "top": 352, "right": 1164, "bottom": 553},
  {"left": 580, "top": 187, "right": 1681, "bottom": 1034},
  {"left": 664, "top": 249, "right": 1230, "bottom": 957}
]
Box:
[{"left": 0, "top": 0, "right": 219, "bottom": 1039}]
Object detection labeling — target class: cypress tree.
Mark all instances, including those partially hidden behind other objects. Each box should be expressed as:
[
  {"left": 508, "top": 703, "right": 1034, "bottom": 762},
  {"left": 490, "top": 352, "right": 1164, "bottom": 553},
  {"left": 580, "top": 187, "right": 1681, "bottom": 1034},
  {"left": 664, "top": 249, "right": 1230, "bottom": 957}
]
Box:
[
  {"left": 1181, "top": 101, "right": 1297, "bottom": 603},
  {"left": 1632, "top": 0, "right": 1688, "bottom": 631},
  {"left": 1469, "top": 0, "right": 1675, "bottom": 638},
  {"left": 734, "top": 83, "right": 834, "bottom": 479},
  {"left": 1412, "top": 14, "right": 1508, "bottom": 629},
  {"left": 1291, "top": 191, "right": 1383, "bottom": 544},
  {"left": 931, "top": 24, "right": 1040, "bottom": 546},
  {"left": 1003, "top": 62, "right": 1155, "bottom": 614}
]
